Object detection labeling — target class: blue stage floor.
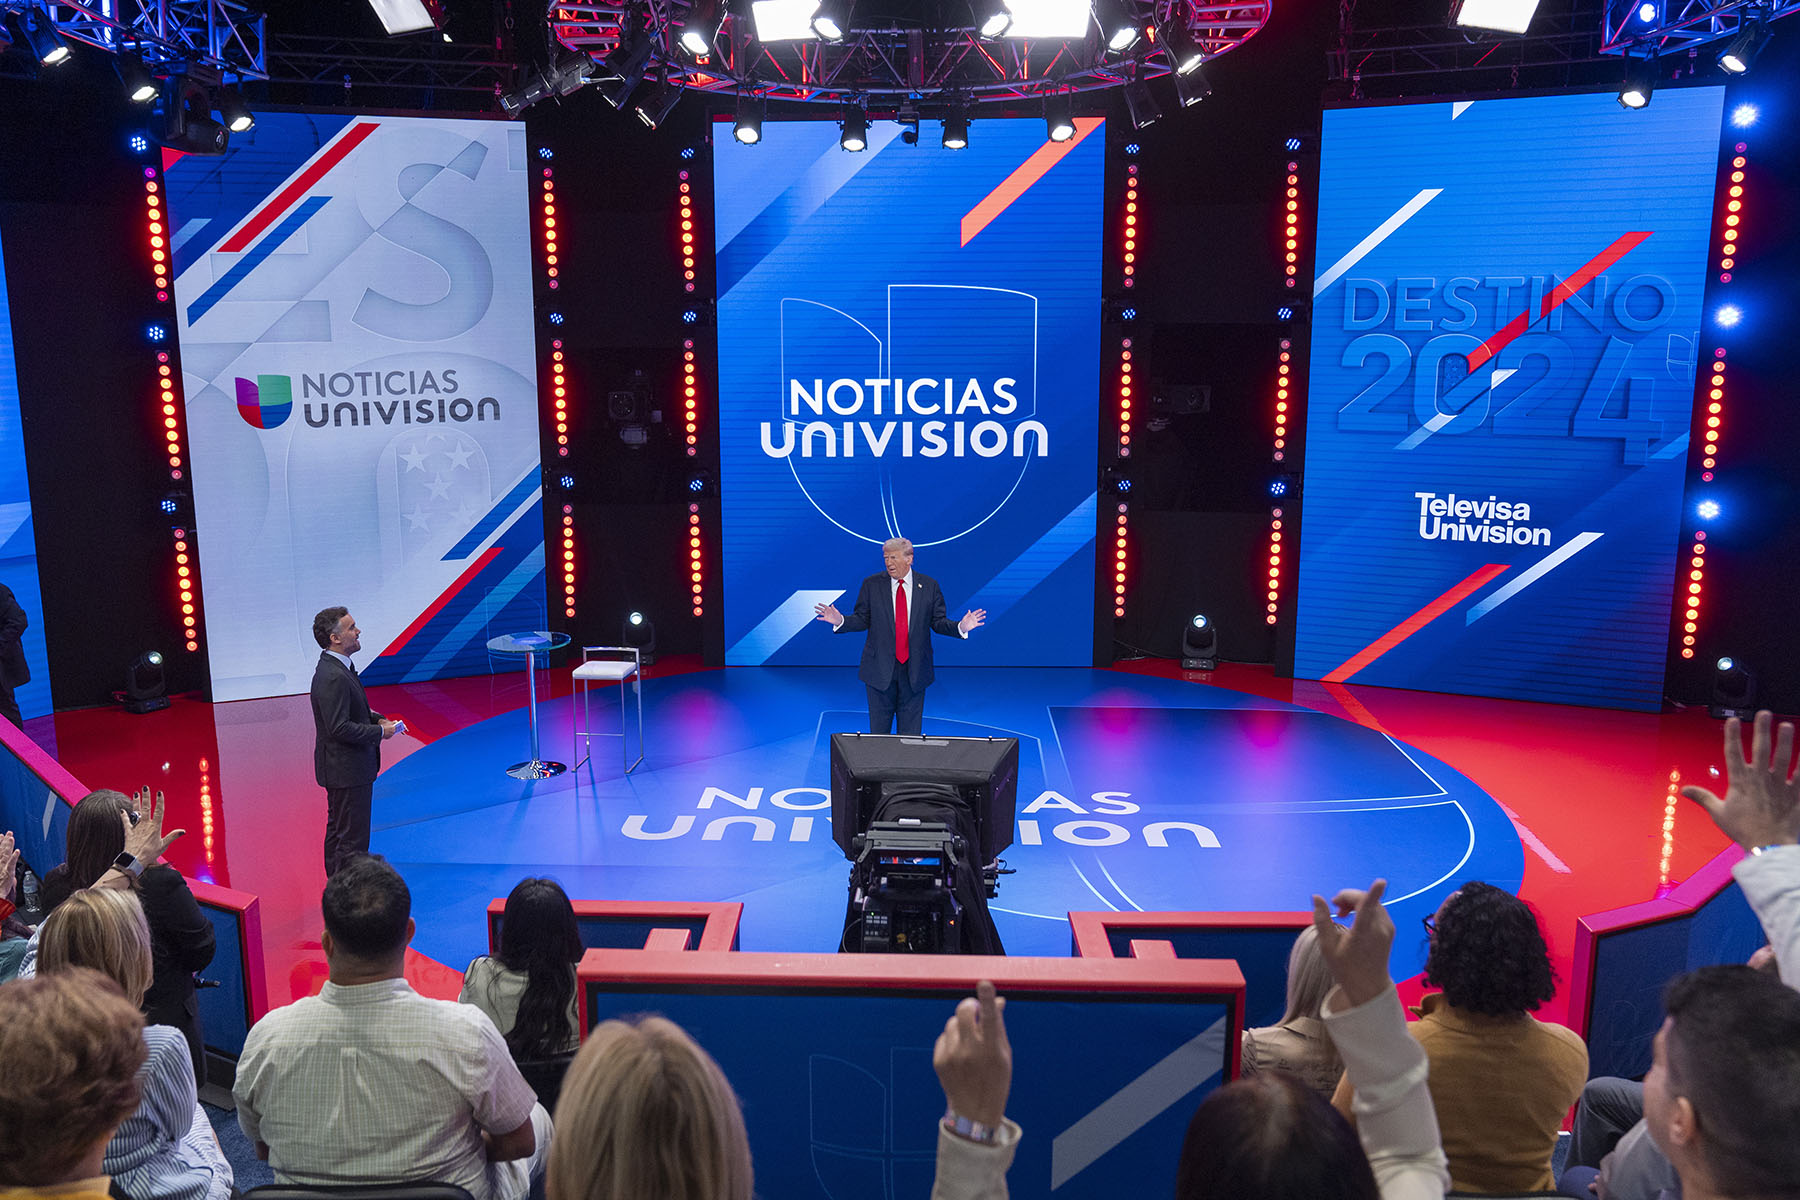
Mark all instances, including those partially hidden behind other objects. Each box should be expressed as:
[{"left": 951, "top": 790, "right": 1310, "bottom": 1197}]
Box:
[{"left": 371, "top": 667, "right": 1521, "bottom": 976}]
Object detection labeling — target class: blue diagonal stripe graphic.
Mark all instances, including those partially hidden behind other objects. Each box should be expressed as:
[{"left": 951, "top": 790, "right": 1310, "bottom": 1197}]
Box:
[
  {"left": 727, "top": 589, "right": 847, "bottom": 666},
  {"left": 444, "top": 469, "right": 541, "bottom": 560},
  {"left": 967, "top": 491, "right": 1098, "bottom": 622},
  {"left": 185, "top": 196, "right": 331, "bottom": 325}
]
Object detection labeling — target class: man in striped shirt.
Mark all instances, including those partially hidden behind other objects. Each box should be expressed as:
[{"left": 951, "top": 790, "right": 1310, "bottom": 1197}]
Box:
[{"left": 234, "top": 857, "right": 551, "bottom": 1199}]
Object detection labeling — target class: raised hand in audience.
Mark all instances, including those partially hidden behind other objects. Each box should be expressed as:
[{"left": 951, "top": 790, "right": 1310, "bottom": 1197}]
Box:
[
  {"left": 1, "top": 830, "right": 16, "bottom": 903},
  {"left": 96, "top": 788, "right": 187, "bottom": 891},
  {"left": 1310, "top": 878, "right": 1394, "bottom": 1006},
  {"left": 1681, "top": 711, "right": 1800, "bottom": 851},
  {"left": 934, "top": 979, "right": 1011, "bottom": 1133}
]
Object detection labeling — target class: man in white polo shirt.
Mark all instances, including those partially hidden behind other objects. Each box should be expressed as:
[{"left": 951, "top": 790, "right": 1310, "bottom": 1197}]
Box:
[{"left": 234, "top": 856, "right": 551, "bottom": 1199}]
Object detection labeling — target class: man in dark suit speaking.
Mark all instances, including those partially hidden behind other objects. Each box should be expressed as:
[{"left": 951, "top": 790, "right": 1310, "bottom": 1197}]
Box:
[
  {"left": 813, "top": 538, "right": 985, "bottom": 735},
  {"left": 310, "top": 607, "right": 400, "bottom": 876}
]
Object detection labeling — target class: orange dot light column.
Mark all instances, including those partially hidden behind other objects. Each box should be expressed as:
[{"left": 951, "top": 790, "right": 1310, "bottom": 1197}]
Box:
[
  {"left": 144, "top": 163, "right": 202, "bottom": 653},
  {"left": 1679, "top": 137, "right": 1750, "bottom": 662}
]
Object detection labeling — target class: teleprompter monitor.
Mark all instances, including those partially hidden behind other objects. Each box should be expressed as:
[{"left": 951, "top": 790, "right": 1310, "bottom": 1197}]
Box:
[{"left": 829, "top": 733, "right": 1018, "bottom": 865}]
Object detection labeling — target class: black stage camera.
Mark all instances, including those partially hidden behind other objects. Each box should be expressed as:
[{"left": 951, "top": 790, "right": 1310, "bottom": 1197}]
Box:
[{"left": 830, "top": 734, "right": 1018, "bottom": 955}]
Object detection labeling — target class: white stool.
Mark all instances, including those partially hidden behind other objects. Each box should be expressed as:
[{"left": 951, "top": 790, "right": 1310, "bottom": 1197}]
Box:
[{"left": 573, "top": 645, "right": 643, "bottom": 775}]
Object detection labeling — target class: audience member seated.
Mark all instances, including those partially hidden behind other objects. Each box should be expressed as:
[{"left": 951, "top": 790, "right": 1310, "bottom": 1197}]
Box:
[
  {"left": 1332, "top": 879, "right": 1585, "bottom": 1193},
  {"left": 40, "top": 787, "right": 215, "bottom": 1083},
  {"left": 38, "top": 889, "right": 232, "bottom": 1200},
  {"left": 461, "top": 877, "right": 583, "bottom": 1106},
  {"left": 1178, "top": 879, "right": 1448, "bottom": 1200},
  {"left": 0, "top": 969, "right": 149, "bottom": 1200},
  {"left": 545, "top": 983, "right": 1020, "bottom": 1200},
  {"left": 1238, "top": 924, "right": 1343, "bottom": 1099},
  {"left": 233, "top": 855, "right": 551, "bottom": 1200}
]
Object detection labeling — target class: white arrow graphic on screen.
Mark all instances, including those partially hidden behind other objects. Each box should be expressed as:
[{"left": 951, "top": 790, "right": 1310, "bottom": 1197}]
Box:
[
  {"left": 1465, "top": 532, "right": 1605, "bottom": 624},
  {"left": 1314, "top": 188, "right": 1443, "bottom": 299}
]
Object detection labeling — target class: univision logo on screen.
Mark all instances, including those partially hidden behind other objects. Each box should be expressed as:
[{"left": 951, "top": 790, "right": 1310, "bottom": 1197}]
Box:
[
  {"left": 233, "top": 369, "right": 501, "bottom": 431},
  {"left": 235, "top": 375, "right": 293, "bottom": 429}
]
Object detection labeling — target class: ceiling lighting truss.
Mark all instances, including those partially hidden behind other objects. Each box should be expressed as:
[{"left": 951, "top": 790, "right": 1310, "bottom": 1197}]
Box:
[
  {"left": 1600, "top": 0, "right": 1797, "bottom": 59},
  {"left": 0, "top": 0, "right": 268, "bottom": 78},
  {"left": 546, "top": 0, "right": 1271, "bottom": 106}
]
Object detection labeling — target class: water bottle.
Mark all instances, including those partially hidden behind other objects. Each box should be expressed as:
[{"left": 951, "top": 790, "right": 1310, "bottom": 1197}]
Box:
[{"left": 20, "top": 868, "right": 39, "bottom": 916}]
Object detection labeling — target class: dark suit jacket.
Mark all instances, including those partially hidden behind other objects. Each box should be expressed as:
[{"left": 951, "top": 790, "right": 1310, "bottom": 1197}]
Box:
[
  {"left": 0, "top": 583, "right": 28, "bottom": 687},
  {"left": 311, "top": 652, "right": 383, "bottom": 788},
  {"left": 836, "top": 571, "right": 962, "bottom": 691}
]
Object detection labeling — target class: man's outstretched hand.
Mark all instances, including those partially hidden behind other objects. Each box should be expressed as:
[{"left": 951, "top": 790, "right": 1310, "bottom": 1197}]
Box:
[
  {"left": 0, "top": 830, "right": 17, "bottom": 903},
  {"left": 1681, "top": 711, "right": 1800, "bottom": 851},
  {"left": 958, "top": 608, "right": 987, "bottom": 636},
  {"left": 1311, "top": 878, "right": 1395, "bottom": 1009},
  {"left": 813, "top": 602, "right": 843, "bottom": 626}
]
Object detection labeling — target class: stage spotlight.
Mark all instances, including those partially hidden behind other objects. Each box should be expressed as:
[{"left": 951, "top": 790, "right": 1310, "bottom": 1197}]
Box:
[
  {"left": 1180, "top": 615, "right": 1219, "bottom": 670},
  {"left": 1174, "top": 64, "right": 1212, "bottom": 106},
  {"left": 1731, "top": 103, "right": 1759, "bottom": 127},
  {"left": 1450, "top": 0, "right": 1540, "bottom": 35},
  {"left": 154, "top": 75, "right": 229, "bottom": 154},
  {"left": 680, "top": 0, "right": 726, "bottom": 54},
  {"left": 1636, "top": 1, "right": 1658, "bottom": 20},
  {"left": 1697, "top": 499, "right": 1720, "bottom": 520},
  {"left": 635, "top": 75, "right": 683, "bottom": 129},
  {"left": 1123, "top": 77, "right": 1162, "bottom": 130},
  {"left": 622, "top": 611, "right": 657, "bottom": 666},
  {"left": 1719, "top": 19, "right": 1771, "bottom": 74},
  {"left": 118, "top": 58, "right": 158, "bottom": 104},
  {"left": 124, "top": 651, "right": 170, "bottom": 715},
  {"left": 840, "top": 103, "right": 868, "bottom": 151},
  {"left": 751, "top": 0, "right": 822, "bottom": 41},
  {"left": 811, "top": 0, "right": 849, "bottom": 41},
  {"left": 549, "top": 50, "right": 596, "bottom": 96},
  {"left": 1160, "top": 18, "right": 1205, "bottom": 75},
  {"left": 600, "top": 28, "right": 656, "bottom": 108},
  {"left": 129, "top": 133, "right": 149, "bottom": 153},
  {"left": 734, "top": 94, "right": 765, "bottom": 143},
  {"left": 1618, "top": 56, "right": 1655, "bottom": 108},
  {"left": 16, "top": 7, "right": 71, "bottom": 65},
  {"left": 216, "top": 88, "right": 255, "bottom": 133},
  {"left": 942, "top": 107, "right": 970, "bottom": 149},
  {"left": 1045, "top": 93, "right": 1075, "bottom": 142},
  {"left": 1094, "top": 0, "right": 1140, "bottom": 51},
  {"left": 366, "top": 0, "right": 448, "bottom": 35},
  {"left": 1269, "top": 471, "right": 1301, "bottom": 499},
  {"left": 1709, "top": 656, "right": 1756, "bottom": 720},
  {"left": 976, "top": 0, "right": 1012, "bottom": 39},
  {"left": 1716, "top": 304, "right": 1742, "bottom": 328},
  {"left": 500, "top": 73, "right": 553, "bottom": 116}
]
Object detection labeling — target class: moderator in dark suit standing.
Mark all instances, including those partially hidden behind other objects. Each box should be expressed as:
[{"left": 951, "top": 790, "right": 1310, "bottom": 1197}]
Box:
[
  {"left": 0, "top": 581, "right": 29, "bottom": 729},
  {"left": 814, "top": 537, "right": 986, "bottom": 735},
  {"left": 310, "top": 606, "right": 397, "bottom": 876}
]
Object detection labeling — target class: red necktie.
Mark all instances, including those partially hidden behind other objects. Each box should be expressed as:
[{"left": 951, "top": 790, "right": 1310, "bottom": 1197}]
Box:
[{"left": 895, "top": 581, "right": 909, "bottom": 665}]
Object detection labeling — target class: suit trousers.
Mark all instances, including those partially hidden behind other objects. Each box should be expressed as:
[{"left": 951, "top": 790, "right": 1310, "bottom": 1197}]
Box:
[
  {"left": 323, "top": 782, "right": 373, "bottom": 876},
  {"left": 867, "top": 666, "right": 924, "bottom": 736},
  {"left": 0, "top": 676, "right": 19, "bottom": 729}
]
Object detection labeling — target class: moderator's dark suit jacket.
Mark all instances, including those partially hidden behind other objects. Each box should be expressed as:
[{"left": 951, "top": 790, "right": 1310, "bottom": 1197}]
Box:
[
  {"left": 836, "top": 571, "right": 962, "bottom": 691},
  {"left": 311, "top": 652, "right": 383, "bottom": 788}
]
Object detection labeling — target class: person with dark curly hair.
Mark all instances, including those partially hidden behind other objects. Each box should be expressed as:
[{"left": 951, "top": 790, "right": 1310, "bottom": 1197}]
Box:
[{"left": 1331, "top": 881, "right": 1587, "bottom": 1193}]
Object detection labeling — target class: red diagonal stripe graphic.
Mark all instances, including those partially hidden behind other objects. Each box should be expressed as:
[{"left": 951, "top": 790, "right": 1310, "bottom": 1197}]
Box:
[
  {"left": 960, "top": 117, "right": 1103, "bottom": 247},
  {"left": 380, "top": 546, "right": 503, "bottom": 659},
  {"left": 1465, "top": 231, "right": 1651, "bottom": 370},
  {"left": 218, "top": 121, "right": 381, "bottom": 253},
  {"left": 1321, "top": 563, "right": 1510, "bottom": 684}
]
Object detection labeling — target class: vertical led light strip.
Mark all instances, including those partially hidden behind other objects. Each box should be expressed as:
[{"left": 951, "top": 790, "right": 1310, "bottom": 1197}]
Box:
[
  {"left": 1112, "top": 145, "right": 1139, "bottom": 621},
  {"left": 538, "top": 148, "right": 577, "bottom": 622},
  {"left": 681, "top": 149, "right": 705, "bottom": 618},
  {"left": 1267, "top": 142, "right": 1306, "bottom": 626},
  {"left": 199, "top": 754, "right": 216, "bottom": 873},
  {"left": 1659, "top": 768, "right": 1680, "bottom": 887},
  {"left": 143, "top": 163, "right": 201, "bottom": 653},
  {"left": 1679, "top": 137, "right": 1748, "bottom": 662}
]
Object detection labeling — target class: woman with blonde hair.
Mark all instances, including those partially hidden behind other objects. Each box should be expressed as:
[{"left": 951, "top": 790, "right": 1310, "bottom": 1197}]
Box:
[
  {"left": 38, "top": 889, "right": 233, "bottom": 1200},
  {"left": 1239, "top": 924, "right": 1345, "bottom": 1098},
  {"left": 548, "top": 1016, "right": 753, "bottom": 1200}
]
